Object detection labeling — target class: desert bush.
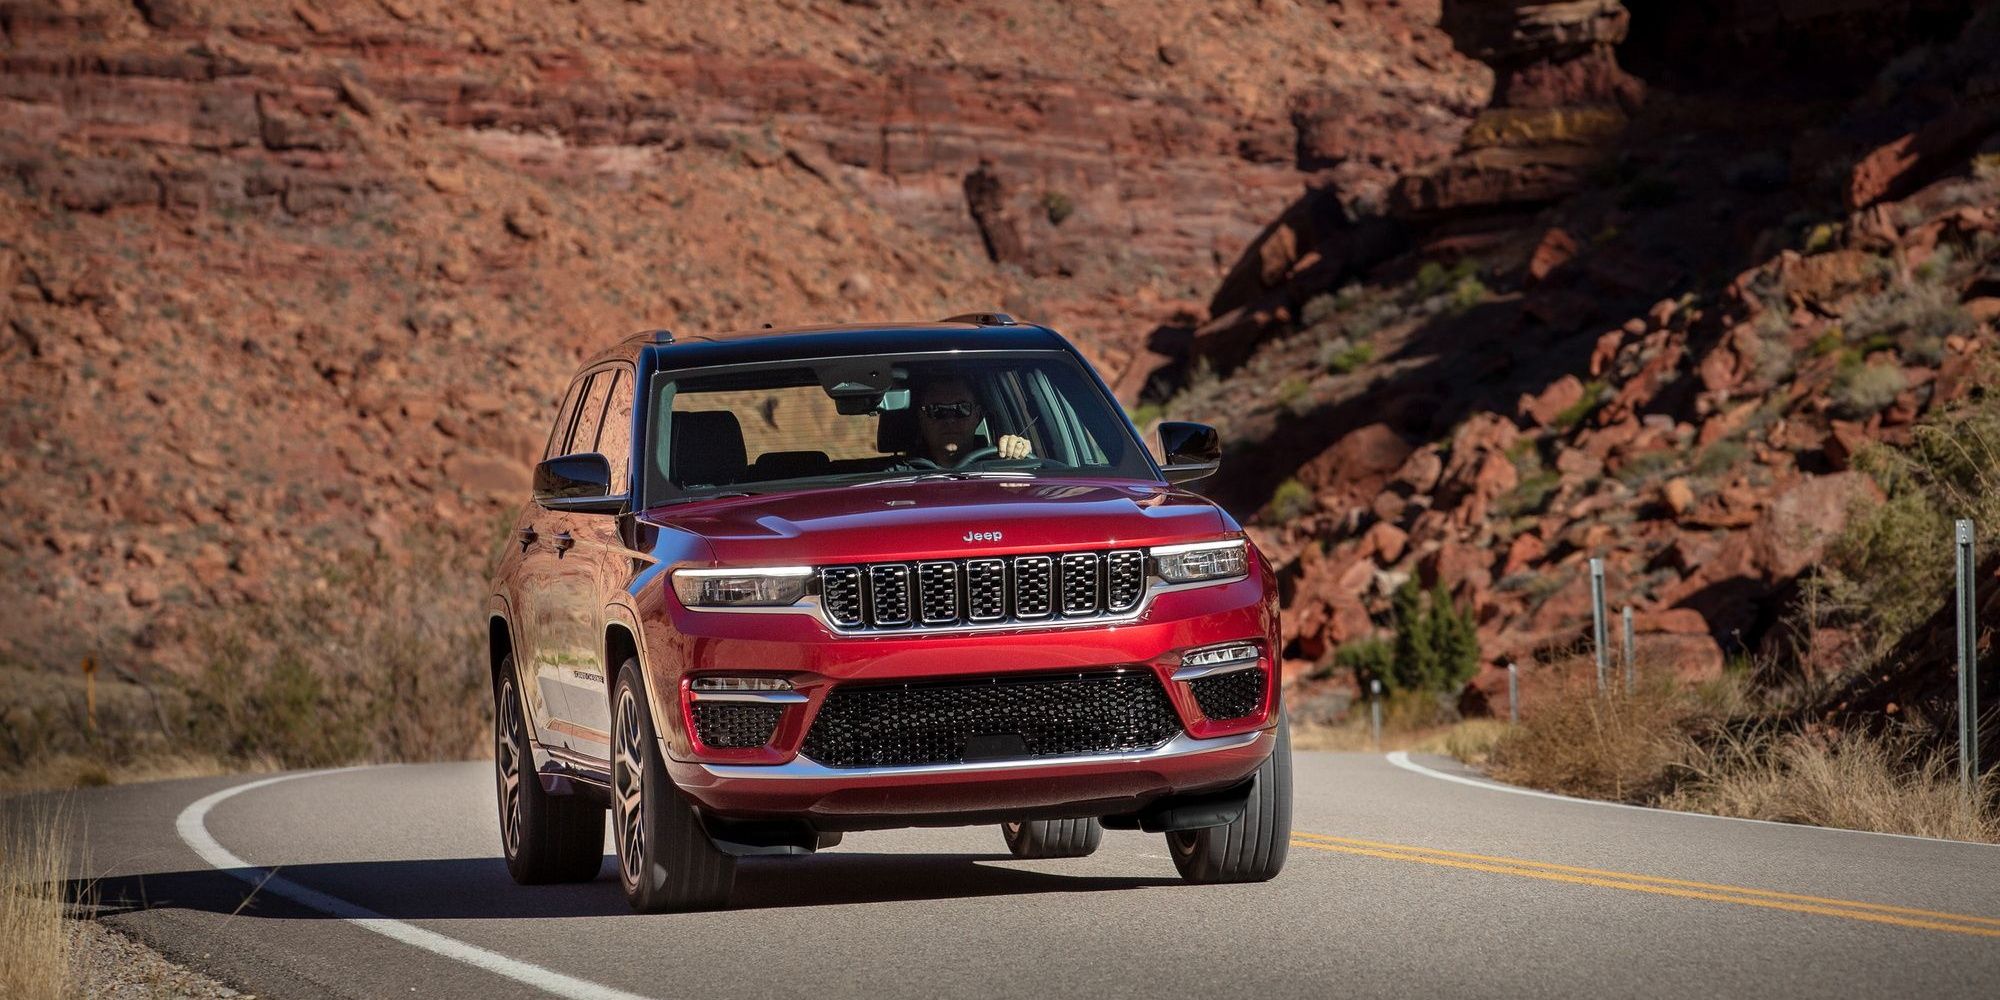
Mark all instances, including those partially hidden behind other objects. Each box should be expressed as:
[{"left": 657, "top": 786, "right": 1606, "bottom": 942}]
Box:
[
  {"left": 1320, "top": 339, "right": 1374, "bottom": 374},
  {"left": 1692, "top": 439, "right": 1747, "bottom": 478},
  {"left": 1552, "top": 380, "right": 1606, "bottom": 429},
  {"left": 1300, "top": 292, "right": 1342, "bottom": 330},
  {"left": 1828, "top": 379, "right": 2000, "bottom": 645},
  {"left": 186, "top": 535, "right": 489, "bottom": 768},
  {"left": 1845, "top": 279, "right": 1969, "bottom": 366},
  {"left": 1, "top": 804, "right": 80, "bottom": 1000},
  {"left": 1261, "top": 478, "right": 1316, "bottom": 524},
  {"left": 1488, "top": 672, "right": 1701, "bottom": 801},
  {"left": 1828, "top": 362, "right": 1906, "bottom": 418},
  {"left": 1333, "top": 637, "right": 1395, "bottom": 690},
  {"left": 1040, "top": 191, "right": 1073, "bottom": 226},
  {"left": 1662, "top": 729, "right": 1999, "bottom": 841}
]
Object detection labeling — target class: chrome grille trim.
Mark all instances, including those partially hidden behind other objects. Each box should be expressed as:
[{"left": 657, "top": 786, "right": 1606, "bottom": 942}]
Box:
[
  {"left": 917, "top": 561, "right": 959, "bottom": 624},
  {"left": 868, "top": 564, "right": 911, "bottom": 626},
  {"left": 1060, "top": 552, "right": 1100, "bottom": 616},
  {"left": 1013, "top": 555, "right": 1054, "bottom": 620},
  {"left": 815, "top": 549, "right": 1146, "bottom": 633},
  {"left": 820, "top": 567, "right": 864, "bottom": 626},
  {"left": 1106, "top": 550, "right": 1145, "bottom": 612},
  {"left": 966, "top": 558, "right": 1007, "bottom": 621}
]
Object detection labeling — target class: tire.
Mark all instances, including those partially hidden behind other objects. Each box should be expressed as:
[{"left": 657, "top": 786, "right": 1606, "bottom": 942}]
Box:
[
  {"left": 495, "top": 661, "right": 605, "bottom": 885},
  {"left": 612, "top": 660, "right": 735, "bottom": 912},
  {"left": 1001, "top": 818, "right": 1103, "bottom": 859},
  {"left": 1165, "top": 714, "right": 1292, "bottom": 884}
]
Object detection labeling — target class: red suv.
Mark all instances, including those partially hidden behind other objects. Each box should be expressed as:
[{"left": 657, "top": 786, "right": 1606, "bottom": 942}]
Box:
[{"left": 488, "top": 315, "right": 1289, "bottom": 911}]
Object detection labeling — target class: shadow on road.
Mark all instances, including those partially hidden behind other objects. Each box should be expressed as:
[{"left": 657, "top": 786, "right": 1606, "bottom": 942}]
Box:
[{"left": 75, "top": 851, "right": 1182, "bottom": 920}]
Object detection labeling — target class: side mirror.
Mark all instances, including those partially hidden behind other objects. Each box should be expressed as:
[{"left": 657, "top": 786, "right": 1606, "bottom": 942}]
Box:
[
  {"left": 534, "top": 453, "right": 622, "bottom": 511},
  {"left": 1159, "top": 421, "right": 1221, "bottom": 484}
]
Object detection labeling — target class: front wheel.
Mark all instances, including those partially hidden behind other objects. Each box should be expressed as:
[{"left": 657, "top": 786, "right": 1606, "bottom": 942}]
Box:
[
  {"left": 1166, "top": 715, "right": 1291, "bottom": 883},
  {"left": 612, "top": 661, "right": 735, "bottom": 912},
  {"left": 1001, "top": 818, "right": 1102, "bottom": 859},
  {"left": 495, "top": 663, "right": 604, "bottom": 885}
]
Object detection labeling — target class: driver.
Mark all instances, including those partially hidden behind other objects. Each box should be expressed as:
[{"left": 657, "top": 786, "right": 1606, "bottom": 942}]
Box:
[{"left": 913, "top": 375, "right": 1032, "bottom": 465}]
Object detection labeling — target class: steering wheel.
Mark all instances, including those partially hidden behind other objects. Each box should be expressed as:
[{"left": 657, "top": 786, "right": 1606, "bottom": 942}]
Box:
[
  {"left": 952, "top": 445, "right": 1000, "bottom": 468},
  {"left": 904, "top": 457, "right": 941, "bottom": 471}
]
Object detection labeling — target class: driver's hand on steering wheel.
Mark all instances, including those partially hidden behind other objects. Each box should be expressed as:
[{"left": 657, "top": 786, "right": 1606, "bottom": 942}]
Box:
[{"left": 997, "top": 434, "right": 1032, "bottom": 460}]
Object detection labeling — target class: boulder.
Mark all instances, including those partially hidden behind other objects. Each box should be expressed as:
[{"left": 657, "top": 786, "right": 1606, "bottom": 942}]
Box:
[{"left": 1750, "top": 471, "right": 1882, "bottom": 581}]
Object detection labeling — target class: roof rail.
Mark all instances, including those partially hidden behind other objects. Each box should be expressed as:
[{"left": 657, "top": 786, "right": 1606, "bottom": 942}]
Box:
[
  {"left": 644, "top": 328, "right": 675, "bottom": 344},
  {"left": 939, "top": 312, "right": 1018, "bottom": 327}
]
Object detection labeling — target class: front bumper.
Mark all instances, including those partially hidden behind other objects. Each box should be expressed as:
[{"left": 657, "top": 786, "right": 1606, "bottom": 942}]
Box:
[
  {"left": 668, "top": 727, "right": 1274, "bottom": 830},
  {"left": 638, "top": 557, "right": 1281, "bottom": 826}
]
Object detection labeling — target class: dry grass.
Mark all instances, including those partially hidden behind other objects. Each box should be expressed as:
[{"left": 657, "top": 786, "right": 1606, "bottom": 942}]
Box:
[
  {"left": 1, "top": 803, "right": 82, "bottom": 1000},
  {"left": 1476, "top": 661, "right": 2000, "bottom": 843},
  {"left": 1487, "top": 677, "right": 1696, "bottom": 801},
  {"left": 1662, "top": 730, "right": 2000, "bottom": 842}
]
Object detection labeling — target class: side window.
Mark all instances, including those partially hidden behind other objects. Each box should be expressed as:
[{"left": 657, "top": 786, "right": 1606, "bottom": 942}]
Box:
[
  {"left": 569, "top": 369, "right": 614, "bottom": 459},
  {"left": 593, "top": 368, "right": 633, "bottom": 494},
  {"left": 543, "top": 377, "right": 589, "bottom": 461}
]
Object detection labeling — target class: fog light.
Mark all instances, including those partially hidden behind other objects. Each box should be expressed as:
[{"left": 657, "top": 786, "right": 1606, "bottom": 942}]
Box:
[
  {"left": 1174, "top": 643, "right": 1260, "bottom": 681},
  {"left": 688, "top": 676, "right": 805, "bottom": 703}
]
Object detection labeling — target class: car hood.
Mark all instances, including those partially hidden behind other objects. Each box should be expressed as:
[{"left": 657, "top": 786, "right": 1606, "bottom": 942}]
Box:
[{"left": 640, "top": 477, "right": 1234, "bottom": 565}]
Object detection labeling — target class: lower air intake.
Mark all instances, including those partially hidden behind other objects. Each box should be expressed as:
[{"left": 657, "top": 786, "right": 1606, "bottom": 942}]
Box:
[
  {"left": 1189, "top": 667, "right": 1265, "bottom": 721},
  {"left": 799, "top": 670, "right": 1181, "bottom": 768},
  {"left": 691, "top": 703, "right": 784, "bottom": 749}
]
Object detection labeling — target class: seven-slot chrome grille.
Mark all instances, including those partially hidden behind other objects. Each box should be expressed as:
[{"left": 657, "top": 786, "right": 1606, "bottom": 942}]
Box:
[{"left": 818, "top": 549, "right": 1146, "bottom": 632}]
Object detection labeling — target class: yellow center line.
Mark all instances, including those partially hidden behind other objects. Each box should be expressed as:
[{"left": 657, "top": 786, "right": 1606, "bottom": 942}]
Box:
[
  {"left": 1294, "top": 831, "right": 2000, "bottom": 929},
  {"left": 1289, "top": 837, "right": 2000, "bottom": 940}
]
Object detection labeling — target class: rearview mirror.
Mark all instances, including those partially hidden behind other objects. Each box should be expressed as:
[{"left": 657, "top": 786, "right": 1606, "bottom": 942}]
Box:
[
  {"left": 1158, "top": 422, "right": 1221, "bottom": 484},
  {"left": 534, "top": 453, "right": 623, "bottom": 511}
]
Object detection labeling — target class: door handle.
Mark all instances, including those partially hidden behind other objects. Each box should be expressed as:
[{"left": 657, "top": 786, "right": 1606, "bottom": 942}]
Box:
[
  {"left": 518, "top": 526, "right": 538, "bottom": 551},
  {"left": 551, "top": 531, "right": 575, "bottom": 556}
]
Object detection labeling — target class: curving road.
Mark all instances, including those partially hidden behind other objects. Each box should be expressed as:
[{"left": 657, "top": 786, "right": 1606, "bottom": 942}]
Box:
[{"left": 41, "top": 752, "right": 2000, "bottom": 999}]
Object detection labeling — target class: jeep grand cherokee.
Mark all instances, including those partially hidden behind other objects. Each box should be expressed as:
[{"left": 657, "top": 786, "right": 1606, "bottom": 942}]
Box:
[{"left": 487, "top": 314, "right": 1289, "bottom": 912}]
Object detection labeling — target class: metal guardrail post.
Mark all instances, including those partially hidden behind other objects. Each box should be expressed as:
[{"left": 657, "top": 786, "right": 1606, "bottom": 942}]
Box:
[
  {"left": 1370, "top": 678, "right": 1383, "bottom": 750},
  {"left": 1507, "top": 661, "right": 1519, "bottom": 724},
  {"left": 1590, "top": 558, "right": 1608, "bottom": 693},
  {"left": 1622, "top": 605, "right": 1636, "bottom": 694},
  {"left": 1958, "top": 519, "right": 1978, "bottom": 794}
]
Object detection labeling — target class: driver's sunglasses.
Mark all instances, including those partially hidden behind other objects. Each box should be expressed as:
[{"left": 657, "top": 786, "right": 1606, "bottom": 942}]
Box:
[{"left": 919, "top": 401, "right": 980, "bottom": 420}]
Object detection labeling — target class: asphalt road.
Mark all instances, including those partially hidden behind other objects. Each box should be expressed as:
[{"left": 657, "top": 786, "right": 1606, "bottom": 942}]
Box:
[{"left": 31, "top": 752, "right": 2000, "bottom": 1000}]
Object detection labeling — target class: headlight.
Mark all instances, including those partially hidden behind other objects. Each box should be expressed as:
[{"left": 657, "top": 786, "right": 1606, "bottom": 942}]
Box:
[
  {"left": 1150, "top": 538, "right": 1248, "bottom": 584},
  {"left": 672, "top": 567, "right": 812, "bottom": 607}
]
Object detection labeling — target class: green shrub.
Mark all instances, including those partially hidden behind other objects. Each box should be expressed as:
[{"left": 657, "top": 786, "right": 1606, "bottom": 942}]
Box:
[
  {"left": 1300, "top": 293, "right": 1341, "bottom": 330},
  {"left": 1844, "top": 280, "right": 1970, "bottom": 366},
  {"left": 1262, "top": 478, "right": 1316, "bottom": 524},
  {"left": 1693, "top": 439, "right": 1748, "bottom": 478},
  {"left": 1552, "top": 380, "right": 1607, "bottom": 429},
  {"left": 1447, "top": 274, "right": 1489, "bottom": 314},
  {"left": 1828, "top": 374, "right": 2000, "bottom": 649},
  {"left": 1495, "top": 471, "right": 1561, "bottom": 518},
  {"left": 1334, "top": 637, "right": 1396, "bottom": 691},
  {"left": 1387, "top": 580, "right": 1480, "bottom": 694},
  {"left": 1277, "top": 377, "right": 1310, "bottom": 412},
  {"left": 1321, "top": 340, "right": 1375, "bottom": 374},
  {"left": 1829, "top": 363, "right": 1907, "bottom": 419},
  {"left": 1040, "top": 191, "right": 1074, "bottom": 226}
]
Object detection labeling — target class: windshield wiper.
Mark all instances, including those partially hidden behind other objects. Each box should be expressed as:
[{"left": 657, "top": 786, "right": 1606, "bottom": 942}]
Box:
[{"left": 851, "top": 470, "right": 1034, "bottom": 487}]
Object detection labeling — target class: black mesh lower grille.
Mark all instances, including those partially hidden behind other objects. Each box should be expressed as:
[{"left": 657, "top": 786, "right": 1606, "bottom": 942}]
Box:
[
  {"left": 691, "top": 703, "right": 784, "bottom": 749},
  {"left": 799, "top": 671, "right": 1181, "bottom": 768},
  {"left": 1189, "top": 668, "right": 1265, "bottom": 721}
]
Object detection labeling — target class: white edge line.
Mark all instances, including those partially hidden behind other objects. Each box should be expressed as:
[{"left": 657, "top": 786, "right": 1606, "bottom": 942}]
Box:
[
  {"left": 174, "top": 768, "right": 656, "bottom": 1000},
  {"left": 1384, "top": 751, "right": 2000, "bottom": 851}
]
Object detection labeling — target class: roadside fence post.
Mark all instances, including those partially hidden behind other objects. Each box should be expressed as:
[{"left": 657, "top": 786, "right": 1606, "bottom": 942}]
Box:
[
  {"left": 1590, "top": 558, "right": 1608, "bottom": 694},
  {"left": 1370, "top": 678, "right": 1383, "bottom": 750},
  {"left": 1622, "top": 605, "right": 1636, "bottom": 694},
  {"left": 1957, "top": 519, "right": 1978, "bottom": 795},
  {"left": 1506, "top": 661, "right": 1519, "bottom": 725}
]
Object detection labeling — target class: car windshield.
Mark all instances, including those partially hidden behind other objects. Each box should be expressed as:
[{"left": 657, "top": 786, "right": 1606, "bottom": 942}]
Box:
[{"left": 643, "top": 351, "right": 1156, "bottom": 501}]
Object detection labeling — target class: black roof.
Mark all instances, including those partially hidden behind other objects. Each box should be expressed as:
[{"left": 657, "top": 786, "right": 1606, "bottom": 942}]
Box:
[{"left": 639, "top": 321, "right": 1070, "bottom": 372}]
